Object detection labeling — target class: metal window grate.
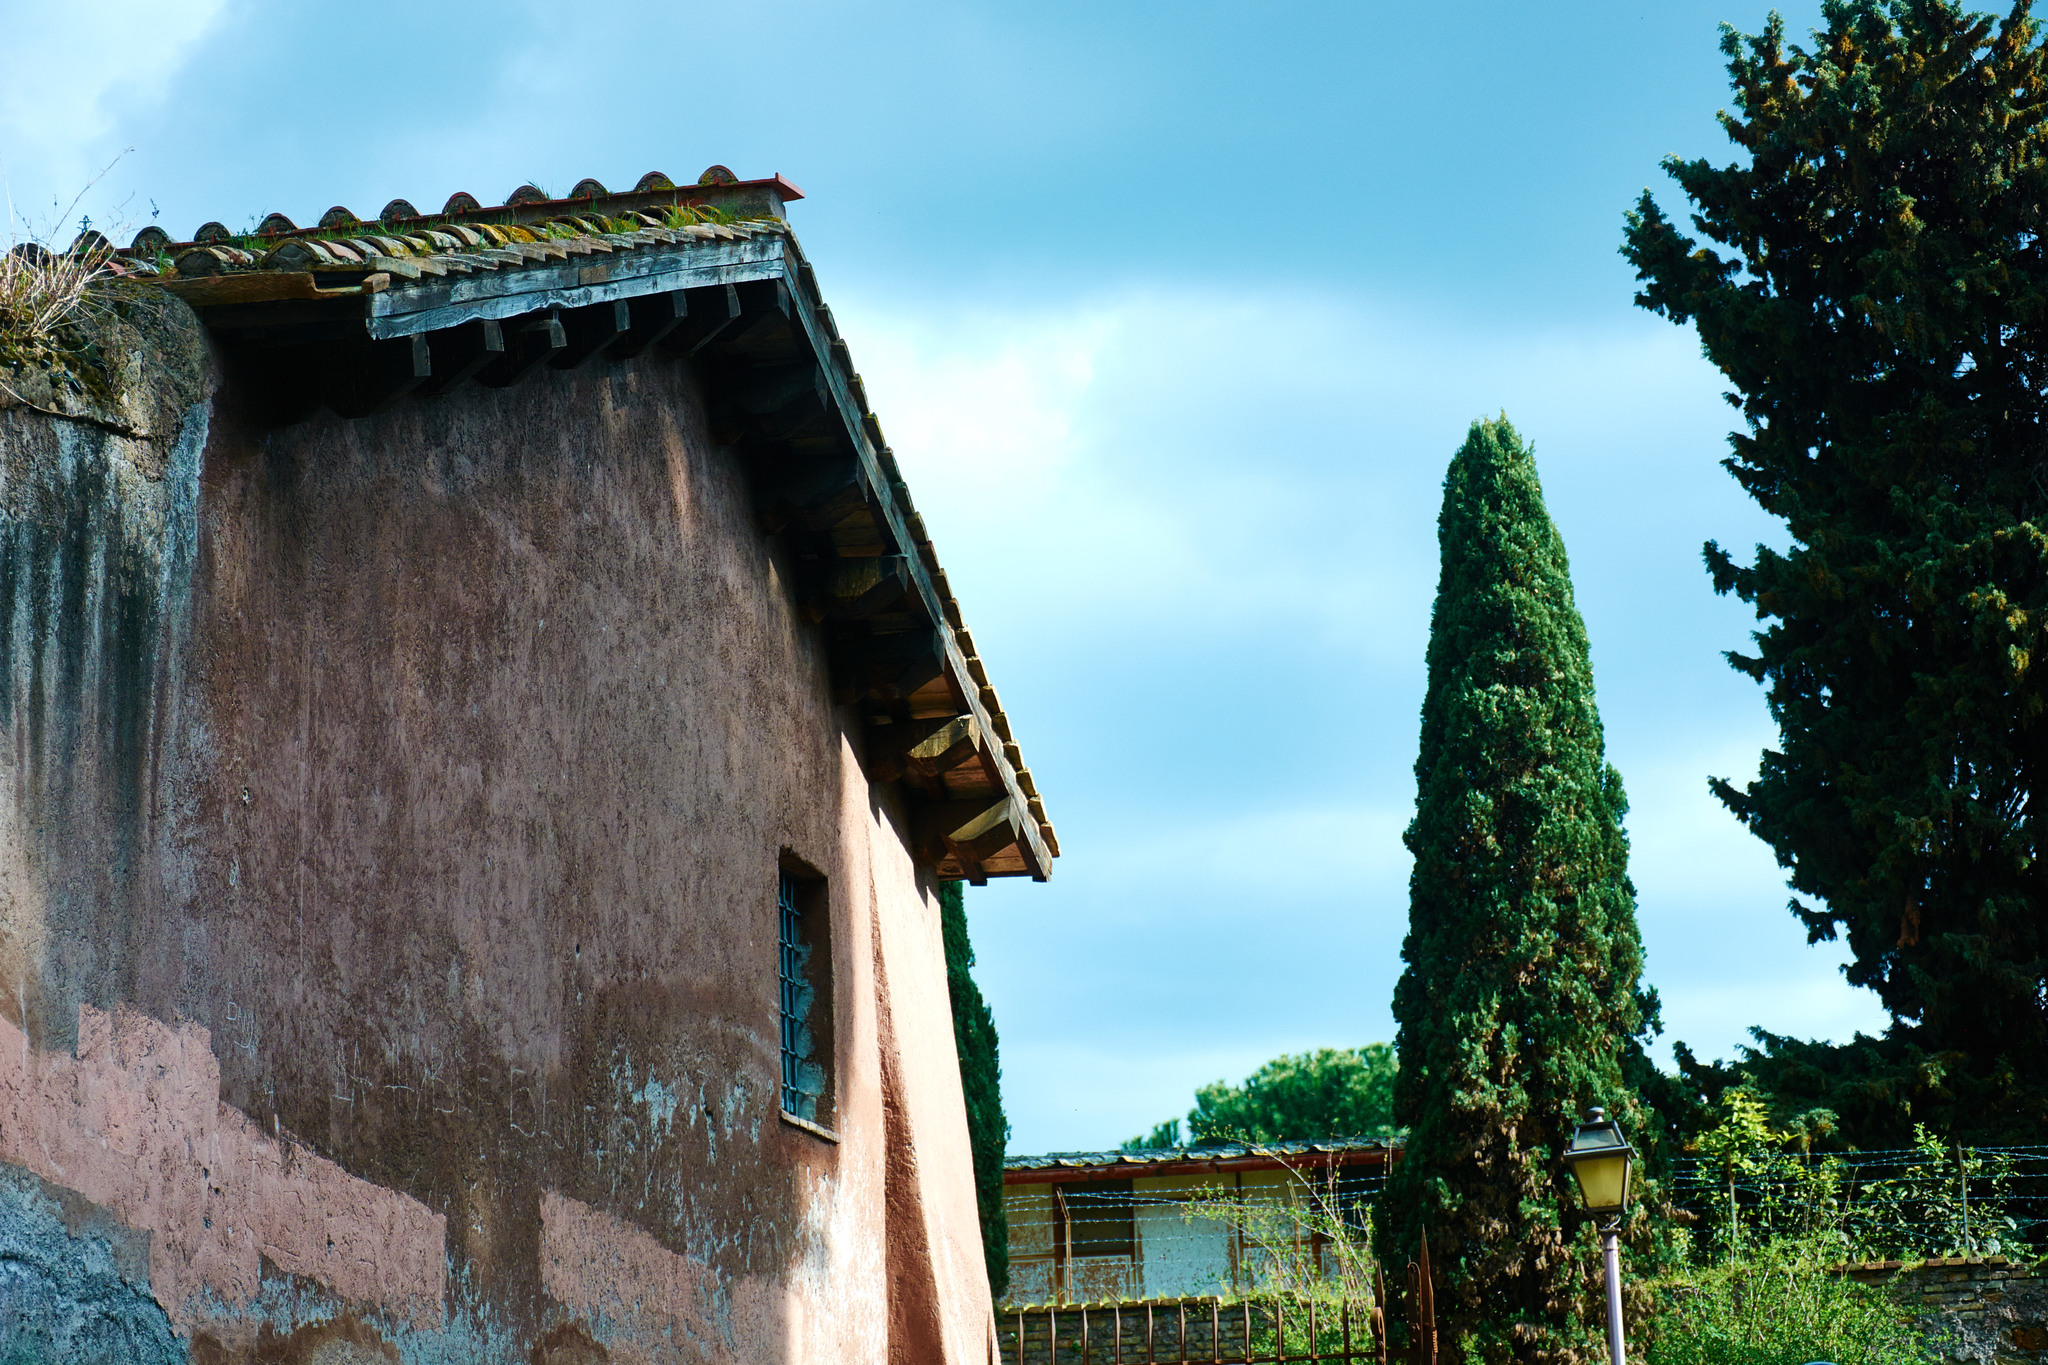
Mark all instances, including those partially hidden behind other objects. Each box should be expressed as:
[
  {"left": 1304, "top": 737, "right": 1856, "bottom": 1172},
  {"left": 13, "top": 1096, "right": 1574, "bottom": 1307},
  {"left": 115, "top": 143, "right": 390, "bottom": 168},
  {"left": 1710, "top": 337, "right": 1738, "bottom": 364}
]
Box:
[{"left": 777, "top": 870, "right": 815, "bottom": 1120}]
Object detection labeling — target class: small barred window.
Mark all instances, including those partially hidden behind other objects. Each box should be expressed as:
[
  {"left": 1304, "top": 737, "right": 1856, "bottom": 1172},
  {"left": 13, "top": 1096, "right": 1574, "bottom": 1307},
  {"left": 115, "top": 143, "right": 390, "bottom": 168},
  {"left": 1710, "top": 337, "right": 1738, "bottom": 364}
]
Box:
[{"left": 778, "top": 869, "right": 826, "bottom": 1122}]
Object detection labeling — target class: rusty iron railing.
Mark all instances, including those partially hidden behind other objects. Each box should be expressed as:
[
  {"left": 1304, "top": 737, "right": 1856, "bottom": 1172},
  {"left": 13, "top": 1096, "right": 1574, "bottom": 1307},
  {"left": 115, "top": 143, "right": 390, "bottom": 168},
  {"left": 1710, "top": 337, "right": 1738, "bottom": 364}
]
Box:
[
  {"left": 1000, "top": 1231, "right": 1438, "bottom": 1365},
  {"left": 1000, "top": 1295, "right": 1398, "bottom": 1365}
]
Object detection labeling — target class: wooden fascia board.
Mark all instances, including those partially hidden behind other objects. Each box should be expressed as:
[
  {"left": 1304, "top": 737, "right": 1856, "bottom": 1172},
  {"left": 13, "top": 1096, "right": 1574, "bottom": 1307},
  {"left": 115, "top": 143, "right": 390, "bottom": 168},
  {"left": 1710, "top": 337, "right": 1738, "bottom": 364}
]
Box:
[
  {"left": 1002, "top": 1148, "right": 1396, "bottom": 1185},
  {"left": 772, "top": 242, "right": 1053, "bottom": 881},
  {"left": 362, "top": 237, "right": 785, "bottom": 339}
]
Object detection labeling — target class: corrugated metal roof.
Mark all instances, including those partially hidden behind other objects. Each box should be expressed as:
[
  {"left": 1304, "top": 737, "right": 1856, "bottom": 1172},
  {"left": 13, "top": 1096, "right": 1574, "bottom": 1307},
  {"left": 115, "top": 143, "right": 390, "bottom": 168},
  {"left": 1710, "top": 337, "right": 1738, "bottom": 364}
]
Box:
[{"left": 1006, "top": 1137, "right": 1399, "bottom": 1181}]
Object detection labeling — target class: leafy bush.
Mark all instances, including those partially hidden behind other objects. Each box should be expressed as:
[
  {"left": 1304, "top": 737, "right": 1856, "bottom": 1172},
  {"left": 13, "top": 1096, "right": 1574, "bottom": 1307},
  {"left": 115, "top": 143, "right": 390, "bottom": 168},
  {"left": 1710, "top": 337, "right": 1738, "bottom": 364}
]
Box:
[
  {"left": 1677, "top": 1086, "right": 2028, "bottom": 1262},
  {"left": 1644, "top": 1241, "right": 1923, "bottom": 1365}
]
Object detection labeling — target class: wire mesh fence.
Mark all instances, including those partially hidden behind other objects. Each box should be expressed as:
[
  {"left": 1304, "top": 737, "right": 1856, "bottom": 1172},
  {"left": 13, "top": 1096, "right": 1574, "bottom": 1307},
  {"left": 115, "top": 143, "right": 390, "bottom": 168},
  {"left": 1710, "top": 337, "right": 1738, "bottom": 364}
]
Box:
[{"left": 1665, "top": 1142, "right": 2048, "bottom": 1260}]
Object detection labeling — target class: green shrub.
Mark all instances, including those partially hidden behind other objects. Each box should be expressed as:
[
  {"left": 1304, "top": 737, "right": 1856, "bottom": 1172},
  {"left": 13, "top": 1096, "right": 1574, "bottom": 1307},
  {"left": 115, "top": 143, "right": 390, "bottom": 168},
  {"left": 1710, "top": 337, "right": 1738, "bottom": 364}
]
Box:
[{"left": 1644, "top": 1241, "right": 1923, "bottom": 1365}]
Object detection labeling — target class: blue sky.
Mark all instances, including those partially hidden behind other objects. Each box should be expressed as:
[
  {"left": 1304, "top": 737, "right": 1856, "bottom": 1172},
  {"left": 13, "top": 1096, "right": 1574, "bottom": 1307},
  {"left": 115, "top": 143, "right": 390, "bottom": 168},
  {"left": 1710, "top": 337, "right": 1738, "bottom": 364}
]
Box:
[{"left": 2, "top": 0, "right": 1886, "bottom": 1155}]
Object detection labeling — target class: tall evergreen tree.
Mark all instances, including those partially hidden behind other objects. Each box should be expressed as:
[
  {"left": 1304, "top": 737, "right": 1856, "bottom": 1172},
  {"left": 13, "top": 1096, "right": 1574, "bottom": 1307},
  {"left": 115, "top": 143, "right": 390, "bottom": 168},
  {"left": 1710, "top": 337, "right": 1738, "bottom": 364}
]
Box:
[
  {"left": 1621, "top": 0, "right": 2048, "bottom": 1141},
  {"left": 1379, "top": 418, "right": 1655, "bottom": 1365},
  {"left": 940, "top": 881, "right": 1011, "bottom": 1298}
]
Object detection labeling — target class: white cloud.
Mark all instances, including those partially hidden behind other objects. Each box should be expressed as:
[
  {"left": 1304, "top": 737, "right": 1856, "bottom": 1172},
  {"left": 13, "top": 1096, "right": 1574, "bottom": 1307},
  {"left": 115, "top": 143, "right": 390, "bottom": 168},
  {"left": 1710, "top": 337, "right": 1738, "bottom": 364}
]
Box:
[
  {"left": 0, "top": 0, "right": 231, "bottom": 239},
  {"left": 833, "top": 284, "right": 1775, "bottom": 666},
  {"left": 1624, "top": 734, "right": 1790, "bottom": 909},
  {"left": 845, "top": 298, "right": 1115, "bottom": 506},
  {"left": 849, "top": 282, "right": 1894, "bottom": 1150}
]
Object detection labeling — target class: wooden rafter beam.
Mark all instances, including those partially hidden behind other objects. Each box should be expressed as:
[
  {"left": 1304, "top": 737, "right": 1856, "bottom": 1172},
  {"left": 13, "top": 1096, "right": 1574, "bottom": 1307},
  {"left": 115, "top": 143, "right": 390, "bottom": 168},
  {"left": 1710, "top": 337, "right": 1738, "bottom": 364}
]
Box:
[
  {"left": 830, "top": 629, "right": 946, "bottom": 705},
  {"left": 803, "top": 556, "right": 911, "bottom": 622},
  {"left": 550, "top": 299, "right": 629, "bottom": 370},
  {"left": 419, "top": 318, "right": 504, "bottom": 394},
  {"left": 914, "top": 797, "right": 1031, "bottom": 886},
  {"left": 868, "top": 714, "right": 986, "bottom": 784},
  {"left": 606, "top": 289, "right": 688, "bottom": 359},
  {"left": 324, "top": 333, "right": 430, "bottom": 419},
  {"left": 478, "top": 312, "right": 566, "bottom": 387}
]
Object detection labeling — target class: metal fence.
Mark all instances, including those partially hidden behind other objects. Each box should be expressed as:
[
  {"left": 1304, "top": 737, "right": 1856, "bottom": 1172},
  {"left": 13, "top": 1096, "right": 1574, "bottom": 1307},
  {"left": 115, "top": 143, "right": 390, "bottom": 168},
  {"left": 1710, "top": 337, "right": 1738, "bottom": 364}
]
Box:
[
  {"left": 999, "top": 1297, "right": 1396, "bottom": 1365},
  {"left": 1665, "top": 1143, "right": 2048, "bottom": 1258}
]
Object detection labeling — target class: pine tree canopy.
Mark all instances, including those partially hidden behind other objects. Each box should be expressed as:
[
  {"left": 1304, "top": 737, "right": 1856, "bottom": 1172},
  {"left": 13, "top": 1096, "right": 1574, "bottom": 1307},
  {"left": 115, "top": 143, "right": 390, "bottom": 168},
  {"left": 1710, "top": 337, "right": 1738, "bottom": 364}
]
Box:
[
  {"left": 940, "top": 881, "right": 1011, "bottom": 1298},
  {"left": 1621, "top": 0, "right": 2048, "bottom": 1140},
  {"left": 1187, "top": 1046, "right": 1400, "bottom": 1144},
  {"left": 1121, "top": 1046, "right": 1400, "bottom": 1151},
  {"left": 1380, "top": 417, "right": 1654, "bottom": 1365}
]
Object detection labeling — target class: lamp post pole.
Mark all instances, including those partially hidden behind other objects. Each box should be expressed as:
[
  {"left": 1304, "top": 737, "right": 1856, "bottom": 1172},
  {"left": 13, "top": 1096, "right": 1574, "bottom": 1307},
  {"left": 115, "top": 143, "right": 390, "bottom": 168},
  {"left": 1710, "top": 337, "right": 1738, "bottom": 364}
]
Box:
[
  {"left": 1599, "top": 1219, "right": 1625, "bottom": 1365},
  {"left": 1564, "top": 1108, "right": 1635, "bottom": 1365}
]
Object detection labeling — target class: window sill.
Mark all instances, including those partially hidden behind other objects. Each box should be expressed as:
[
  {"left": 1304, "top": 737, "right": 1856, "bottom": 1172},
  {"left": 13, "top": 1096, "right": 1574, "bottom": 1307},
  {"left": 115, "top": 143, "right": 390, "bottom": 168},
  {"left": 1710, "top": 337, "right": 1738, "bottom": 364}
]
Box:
[{"left": 780, "top": 1110, "right": 840, "bottom": 1144}]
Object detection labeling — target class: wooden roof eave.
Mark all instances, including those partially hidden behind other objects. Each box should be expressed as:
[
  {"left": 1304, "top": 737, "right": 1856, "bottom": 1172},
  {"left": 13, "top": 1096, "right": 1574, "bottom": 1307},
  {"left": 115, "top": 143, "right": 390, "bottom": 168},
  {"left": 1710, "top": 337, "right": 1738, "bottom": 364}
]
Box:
[
  {"left": 158, "top": 222, "right": 1054, "bottom": 882},
  {"left": 363, "top": 234, "right": 787, "bottom": 339},
  {"left": 773, "top": 239, "right": 1053, "bottom": 882}
]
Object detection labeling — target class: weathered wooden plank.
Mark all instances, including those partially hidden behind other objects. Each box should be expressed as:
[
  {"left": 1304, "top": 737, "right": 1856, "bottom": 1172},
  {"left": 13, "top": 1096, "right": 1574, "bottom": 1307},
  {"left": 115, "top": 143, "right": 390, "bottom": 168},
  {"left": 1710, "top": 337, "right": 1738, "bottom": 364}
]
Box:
[
  {"left": 162, "top": 271, "right": 388, "bottom": 306},
  {"left": 364, "top": 238, "right": 782, "bottom": 338}
]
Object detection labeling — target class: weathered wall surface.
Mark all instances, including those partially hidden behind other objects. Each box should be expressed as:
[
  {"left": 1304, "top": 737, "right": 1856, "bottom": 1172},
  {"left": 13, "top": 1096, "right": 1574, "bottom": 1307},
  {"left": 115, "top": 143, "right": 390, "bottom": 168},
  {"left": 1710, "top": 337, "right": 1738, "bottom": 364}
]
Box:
[
  {"left": 1846, "top": 1256, "right": 2048, "bottom": 1365},
  {"left": 0, "top": 302, "right": 993, "bottom": 1362},
  {"left": 0, "top": 1160, "right": 181, "bottom": 1364}
]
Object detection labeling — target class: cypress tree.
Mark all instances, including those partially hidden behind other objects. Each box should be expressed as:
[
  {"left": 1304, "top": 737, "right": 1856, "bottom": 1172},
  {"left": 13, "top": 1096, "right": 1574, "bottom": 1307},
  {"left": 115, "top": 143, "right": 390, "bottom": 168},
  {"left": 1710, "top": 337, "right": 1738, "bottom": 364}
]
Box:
[
  {"left": 1378, "top": 418, "right": 1655, "bottom": 1365},
  {"left": 940, "top": 880, "right": 1010, "bottom": 1298}
]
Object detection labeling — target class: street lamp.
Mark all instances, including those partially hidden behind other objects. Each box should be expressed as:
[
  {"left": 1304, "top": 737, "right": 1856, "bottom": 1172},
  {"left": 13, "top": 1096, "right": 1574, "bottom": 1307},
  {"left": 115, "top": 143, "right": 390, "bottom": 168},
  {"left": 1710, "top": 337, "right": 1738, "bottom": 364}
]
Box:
[{"left": 1564, "top": 1107, "right": 1635, "bottom": 1365}]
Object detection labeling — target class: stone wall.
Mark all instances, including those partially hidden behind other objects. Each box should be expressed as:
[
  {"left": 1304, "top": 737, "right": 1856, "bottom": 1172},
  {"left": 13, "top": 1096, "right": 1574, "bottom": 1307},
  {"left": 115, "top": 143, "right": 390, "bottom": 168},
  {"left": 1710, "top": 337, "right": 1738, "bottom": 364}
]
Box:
[{"left": 1843, "top": 1256, "right": 2048, "bottom": 1365}]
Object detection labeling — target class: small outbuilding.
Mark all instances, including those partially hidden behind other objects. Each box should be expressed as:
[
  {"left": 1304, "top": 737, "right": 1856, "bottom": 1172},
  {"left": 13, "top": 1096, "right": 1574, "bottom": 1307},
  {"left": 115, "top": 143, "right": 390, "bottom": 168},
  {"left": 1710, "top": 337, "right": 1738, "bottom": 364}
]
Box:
[
  {"left": 0, "top": 166, "right": 1053, "bottom": 1363},
  {"left": 1003, "top": 1139, "right": 1396, "bottom": 1304}
]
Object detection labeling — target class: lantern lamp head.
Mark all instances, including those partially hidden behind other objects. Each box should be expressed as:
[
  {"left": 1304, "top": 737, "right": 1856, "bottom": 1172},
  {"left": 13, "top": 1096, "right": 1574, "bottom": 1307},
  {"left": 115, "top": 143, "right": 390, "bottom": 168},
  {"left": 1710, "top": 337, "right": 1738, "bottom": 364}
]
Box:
[{"left": 1564, "top": 1106, "right": 1635, "bottom": 1216}]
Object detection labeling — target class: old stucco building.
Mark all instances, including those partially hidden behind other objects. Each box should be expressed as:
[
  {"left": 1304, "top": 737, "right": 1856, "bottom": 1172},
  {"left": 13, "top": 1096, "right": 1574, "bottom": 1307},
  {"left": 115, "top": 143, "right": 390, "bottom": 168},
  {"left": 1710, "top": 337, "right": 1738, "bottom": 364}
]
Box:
[
  {"left": 0, "top": 167, "right": 1054, "bottom": 1362},
  {"left": 1001, "top": 1139, "right": 1394, "bottom": 1304}
]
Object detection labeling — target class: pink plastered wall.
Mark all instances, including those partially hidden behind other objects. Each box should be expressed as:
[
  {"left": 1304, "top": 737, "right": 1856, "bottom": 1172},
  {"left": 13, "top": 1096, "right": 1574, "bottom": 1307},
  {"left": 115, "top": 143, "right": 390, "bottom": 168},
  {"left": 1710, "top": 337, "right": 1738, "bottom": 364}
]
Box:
[{"left": 0, "top": 1004, "right": 446, "bottom": 1332}]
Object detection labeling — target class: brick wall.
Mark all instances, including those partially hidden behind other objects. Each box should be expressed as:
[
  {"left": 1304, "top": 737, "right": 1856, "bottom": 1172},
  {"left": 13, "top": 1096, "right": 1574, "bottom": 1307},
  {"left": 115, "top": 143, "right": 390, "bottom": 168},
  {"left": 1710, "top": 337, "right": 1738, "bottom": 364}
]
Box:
[{"left": 1840, "top": 1256, "right": 2048, "bottom": 1365}]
